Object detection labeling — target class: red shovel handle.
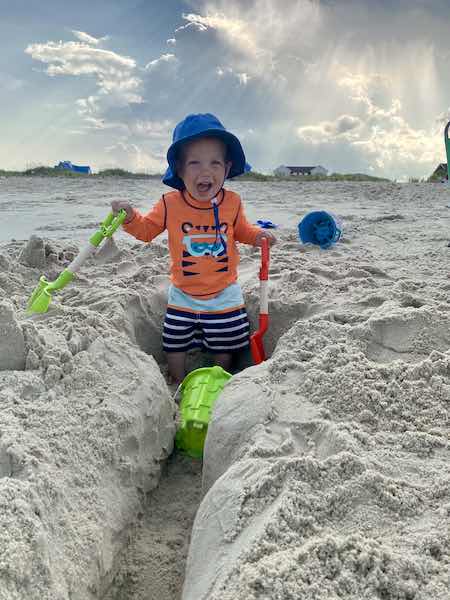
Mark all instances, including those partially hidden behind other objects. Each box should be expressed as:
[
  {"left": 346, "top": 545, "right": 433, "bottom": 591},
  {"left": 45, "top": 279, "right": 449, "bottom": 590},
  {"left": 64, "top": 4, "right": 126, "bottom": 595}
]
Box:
[
  {"left": 260, "top": 238, "right": 270, "bottom": 280},
  {"left": 250, "top": 239, "right": 270, "bottom": 365}
]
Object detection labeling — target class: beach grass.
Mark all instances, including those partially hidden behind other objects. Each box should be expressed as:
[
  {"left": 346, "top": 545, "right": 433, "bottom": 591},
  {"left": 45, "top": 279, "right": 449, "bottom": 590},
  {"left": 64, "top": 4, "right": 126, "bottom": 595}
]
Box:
[
  {"left": 0, "top": 167, "right": 437, "bottom": 183},
  {"left": 0, "top": 167, "right": 162, "bottom": 179},
  {"left": 237, "top": 171, "right": 391, "bottom": 182}
]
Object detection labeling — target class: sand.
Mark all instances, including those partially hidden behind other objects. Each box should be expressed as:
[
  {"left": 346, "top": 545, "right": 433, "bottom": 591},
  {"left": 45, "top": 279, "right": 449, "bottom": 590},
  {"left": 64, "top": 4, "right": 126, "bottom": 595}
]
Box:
[
  {"left": 0, "top": 181, "right": 449, "bottom": 599},
  {"left": 183, "top": 182, "right": 450, "bottom": 600},
  {"left": 104, "top": 452, "right": 202, "bottom": 600},
  {"left": 0, "top": 236, "right": 176, "bottom": 599}
]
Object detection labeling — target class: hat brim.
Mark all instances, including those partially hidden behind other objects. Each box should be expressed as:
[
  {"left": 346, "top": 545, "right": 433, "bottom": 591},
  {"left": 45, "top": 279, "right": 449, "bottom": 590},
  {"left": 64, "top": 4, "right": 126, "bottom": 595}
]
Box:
[{"left": 163, "top": 129, "right": 250, "bottom": 190}]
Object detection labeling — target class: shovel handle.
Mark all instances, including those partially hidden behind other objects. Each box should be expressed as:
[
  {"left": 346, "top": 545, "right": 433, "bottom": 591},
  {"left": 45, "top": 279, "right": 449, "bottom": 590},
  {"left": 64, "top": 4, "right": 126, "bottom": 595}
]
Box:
[
  {"left": 90, "top": 210, "right": 127, "bottom": 246},
  {"left": 445, "top": 122, "right": 450, "bottom": 180},
  {"left": 103, "top": 209, "right": 127, "bottom": 237},
  {"left": 259, "top": 239, "right": 269, "bottom": 314},
  {"left": 259, "top": 238, "right": 270, "bottom": 281}
]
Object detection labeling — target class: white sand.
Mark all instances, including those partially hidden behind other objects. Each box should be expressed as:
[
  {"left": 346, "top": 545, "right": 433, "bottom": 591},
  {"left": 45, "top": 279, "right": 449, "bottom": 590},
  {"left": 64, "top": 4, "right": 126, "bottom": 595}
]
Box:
[
  {"left": 104, "top": 452, "right": 202, "bottom": 600},
  {"left": 0, "top": 237, "right": 176, "bottom": 599},
  {"left": 0, "top": 181, "right": 449, "bottom": 599},
  {"left": 183, "top": 182, "right": 450, "bottom": 599}
]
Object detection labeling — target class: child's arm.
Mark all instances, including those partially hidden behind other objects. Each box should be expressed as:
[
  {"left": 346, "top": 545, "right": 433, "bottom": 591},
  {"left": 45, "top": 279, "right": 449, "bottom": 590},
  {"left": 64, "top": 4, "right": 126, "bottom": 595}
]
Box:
[
  {"left": 234, "top": 201, "right": 276, "bottom": 247},
  {"left": 112, "top": 198, "right": 167, "bottom": 242}
]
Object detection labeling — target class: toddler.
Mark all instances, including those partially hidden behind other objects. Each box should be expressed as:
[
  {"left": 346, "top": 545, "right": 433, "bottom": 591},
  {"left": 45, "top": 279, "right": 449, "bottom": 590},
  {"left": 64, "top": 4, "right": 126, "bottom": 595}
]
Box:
[{"left": 112, "top": 113, "right": 275, "bottom": 384}]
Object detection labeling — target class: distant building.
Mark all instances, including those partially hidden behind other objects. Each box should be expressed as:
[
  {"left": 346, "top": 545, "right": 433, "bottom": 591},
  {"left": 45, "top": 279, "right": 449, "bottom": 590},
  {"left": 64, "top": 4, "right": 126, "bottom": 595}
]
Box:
[
  {"left": 55, "top": 161, "right": 91, "bottom": 174},
  {"left": 274, "top": 165, "right": 328, "bottom": 177}
]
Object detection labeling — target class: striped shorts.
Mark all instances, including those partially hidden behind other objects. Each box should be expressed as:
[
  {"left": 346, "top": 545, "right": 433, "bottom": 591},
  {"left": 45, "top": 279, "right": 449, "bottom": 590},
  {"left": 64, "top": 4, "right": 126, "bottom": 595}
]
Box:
[{"left": 163, "top": 284, "right": 250, "bottom": 354}]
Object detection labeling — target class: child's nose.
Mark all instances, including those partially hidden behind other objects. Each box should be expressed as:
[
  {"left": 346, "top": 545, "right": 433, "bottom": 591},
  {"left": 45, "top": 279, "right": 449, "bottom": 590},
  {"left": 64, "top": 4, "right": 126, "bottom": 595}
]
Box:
[{"left": 200, "top": 163, "right": 213, "bottom": 175}]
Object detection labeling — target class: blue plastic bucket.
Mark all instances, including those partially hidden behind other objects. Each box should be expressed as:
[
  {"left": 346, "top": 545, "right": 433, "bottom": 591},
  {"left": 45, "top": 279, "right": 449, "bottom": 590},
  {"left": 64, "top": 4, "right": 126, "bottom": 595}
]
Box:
[{"left": 298, "top": 211, "right": 342, "bottom": 248}]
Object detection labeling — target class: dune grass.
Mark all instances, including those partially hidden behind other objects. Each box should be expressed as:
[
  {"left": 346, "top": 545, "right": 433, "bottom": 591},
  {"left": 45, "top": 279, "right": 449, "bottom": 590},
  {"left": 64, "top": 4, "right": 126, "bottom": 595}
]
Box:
[
  {"left": 0, "top": 167, "right": 161, "bottom": 179},
  {"left": 237, "top": 170, "right": 391, "bottom": 182},
  {"left": 0, "top": 167, "right": 438, "bottom": 183}
]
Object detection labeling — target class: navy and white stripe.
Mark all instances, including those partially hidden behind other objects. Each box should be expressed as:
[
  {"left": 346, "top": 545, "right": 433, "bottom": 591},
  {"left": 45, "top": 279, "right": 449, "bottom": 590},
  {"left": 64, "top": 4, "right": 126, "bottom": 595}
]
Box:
[{"left": 163, "top": 306, "right": 250, "bottom": 353}]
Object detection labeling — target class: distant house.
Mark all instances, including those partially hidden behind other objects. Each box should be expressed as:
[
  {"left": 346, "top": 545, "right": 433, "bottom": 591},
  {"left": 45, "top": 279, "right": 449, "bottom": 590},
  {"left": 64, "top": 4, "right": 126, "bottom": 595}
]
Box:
[
  {"left": 55, "top": 161, "right": 91, "bottom": 174},
  {"left": 274, "top": 165, "right": 328, "bottom": 177}
]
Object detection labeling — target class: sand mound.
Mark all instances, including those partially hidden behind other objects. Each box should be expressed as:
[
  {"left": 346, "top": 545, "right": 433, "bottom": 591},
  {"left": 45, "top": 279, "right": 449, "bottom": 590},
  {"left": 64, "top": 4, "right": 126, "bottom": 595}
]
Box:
[
  {"left": 186, "top": 318, "right": 449, "bottom": 599},
  {"left": 0, "top": 300, "right": 26, "bottom": 370},
  {"left": 182, "top": 183, "right": 450, "bottom": 600},
  {"left": 0, "top": 239, "right": 176, "bottom": 599}
]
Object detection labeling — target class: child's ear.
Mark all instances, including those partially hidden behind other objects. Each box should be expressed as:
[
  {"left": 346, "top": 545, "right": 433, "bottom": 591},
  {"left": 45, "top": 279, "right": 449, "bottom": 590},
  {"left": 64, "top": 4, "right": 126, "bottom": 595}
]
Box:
[{"left": 225, "top": 161, "right": 232, "bottom": 178}]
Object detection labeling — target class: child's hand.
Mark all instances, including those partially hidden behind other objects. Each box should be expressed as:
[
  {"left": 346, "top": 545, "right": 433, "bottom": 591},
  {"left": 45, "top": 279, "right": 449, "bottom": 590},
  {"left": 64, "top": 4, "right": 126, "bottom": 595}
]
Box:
[
  {"left": 254, "top": 230, "right": 276, "bottom": 247},
  {"left": 111, "top": 200, "right": 134, "bottom": 223}
]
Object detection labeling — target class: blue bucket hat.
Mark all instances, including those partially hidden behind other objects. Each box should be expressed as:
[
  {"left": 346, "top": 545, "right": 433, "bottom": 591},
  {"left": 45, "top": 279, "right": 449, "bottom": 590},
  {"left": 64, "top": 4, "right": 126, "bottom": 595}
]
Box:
[{"left": 162, "top": 113, "right": 251, "bottom": 190}]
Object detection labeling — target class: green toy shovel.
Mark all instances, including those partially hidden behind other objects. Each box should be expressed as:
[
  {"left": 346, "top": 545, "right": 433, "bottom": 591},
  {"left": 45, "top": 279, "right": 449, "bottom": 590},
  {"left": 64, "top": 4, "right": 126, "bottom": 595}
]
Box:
[{"left": 27, "top": 210, "right": 127, "bottom": 314}]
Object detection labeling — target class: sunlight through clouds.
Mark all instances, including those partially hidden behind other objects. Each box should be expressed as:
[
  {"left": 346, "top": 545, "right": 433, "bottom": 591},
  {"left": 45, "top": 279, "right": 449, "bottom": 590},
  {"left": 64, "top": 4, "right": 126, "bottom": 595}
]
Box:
[
  {"left": 103, "top": 140, "right": 166, "bottom": 172},
  {"left": 16, "top": 2, "right": 450, "bottom": 176},
  {"left": 186, "top": 0, "right": 447, "bottom": 177},
  {"left": 297, "top": 65, "right": 443, "bottom": 174}
]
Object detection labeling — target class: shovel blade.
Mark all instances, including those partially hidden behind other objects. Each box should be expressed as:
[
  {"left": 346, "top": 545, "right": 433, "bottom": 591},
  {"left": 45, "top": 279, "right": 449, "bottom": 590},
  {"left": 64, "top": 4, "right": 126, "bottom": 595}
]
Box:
[
  {"left": 28, "top": 288, "right": 52, "bottom": 314},
  {"left": 250, "top": 333, "right": 266, "bottom": 365},
  {"left": 27, "top": 276, "right": 50, "bottom": 312},
  {"left": 27, "top": 269, "right": 74, "bottom": 314}
]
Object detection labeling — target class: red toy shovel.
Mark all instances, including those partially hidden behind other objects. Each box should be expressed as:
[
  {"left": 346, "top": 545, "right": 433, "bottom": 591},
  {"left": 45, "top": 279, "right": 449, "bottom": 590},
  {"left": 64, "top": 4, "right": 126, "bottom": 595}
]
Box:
[{"left": 250, "top": 238, "right": 270, "bottom": 364}]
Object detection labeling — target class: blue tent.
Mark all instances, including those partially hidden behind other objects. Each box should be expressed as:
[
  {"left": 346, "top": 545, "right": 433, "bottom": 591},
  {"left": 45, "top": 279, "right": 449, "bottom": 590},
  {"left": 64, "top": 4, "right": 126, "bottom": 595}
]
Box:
[{"left": 55, "top": 161, "right": 91, "bottom": 174}]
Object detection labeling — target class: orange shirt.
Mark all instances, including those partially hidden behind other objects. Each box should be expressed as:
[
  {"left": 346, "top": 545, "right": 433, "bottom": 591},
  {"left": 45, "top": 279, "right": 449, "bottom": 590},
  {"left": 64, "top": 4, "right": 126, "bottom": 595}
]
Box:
[{"left": 123, "top": 188, "right": 260, "bottom": 299}]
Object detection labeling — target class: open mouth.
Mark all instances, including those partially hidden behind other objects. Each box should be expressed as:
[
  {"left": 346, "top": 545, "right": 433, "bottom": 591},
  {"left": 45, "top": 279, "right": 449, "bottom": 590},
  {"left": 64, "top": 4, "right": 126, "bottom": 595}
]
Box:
[{"left": 197, "top": 182, "right": 213, "bottom": 194}]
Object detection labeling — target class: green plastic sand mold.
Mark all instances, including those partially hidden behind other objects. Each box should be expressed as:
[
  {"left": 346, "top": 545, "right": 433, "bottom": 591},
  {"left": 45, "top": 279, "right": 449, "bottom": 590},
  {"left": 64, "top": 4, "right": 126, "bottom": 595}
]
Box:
[
  {"left": 175, "top": 366, "right": 232, "bottom": 458},
  {"left": 27, "top": 210, "right": 127, "bottom": 314}
]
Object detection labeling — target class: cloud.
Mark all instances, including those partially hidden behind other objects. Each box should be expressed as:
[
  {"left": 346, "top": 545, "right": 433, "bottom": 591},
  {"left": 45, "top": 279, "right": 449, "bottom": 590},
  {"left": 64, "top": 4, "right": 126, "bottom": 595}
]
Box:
[
  {"left": 334, "top": 115, "right": 363, "bottom": 135},
  {"left": 25, "top": 38, "right": 142, "bottom": 104},
  {"left": 216, "top": 66, "right": 250, "bottom": 85},
  {"left": 175, "top": 1, "right": 322, "bottom": 82},
  {"left": 128, "top": 119, "right": 172, "bottom": 140},
  {"left": 333, "top": 69, "right": 443, "bottom": 171},
  {"left": 71, "top": 30, "right": 108, "bottom": 46},
  {"left": 297, "top": 67, "right": 442, "bottom": 174},
  {"left": 75, "top": 96, "right": 132, "bottom": 133},
  {"left": 103, "top": 140, "right": 166, "bottom": 173},
  {"left": 435, "top": 108, "right": 450, "bottom": 130},
  {"left": 338, "top": 72, "right": 397, "bottom": 120},
  {"left": 145, "top": 53, "right": 177, "bottom": 71},
  {"left": 182, "top": 0, "right": 447, "bottom": 177},
  {"left": 177, "top": 12, "right": 262, "bottom": 59},
  {"left": 237, "top": 72, "right": 249, "bottom": 85},
  {"left": 298, "top": 115, "right": 363, "bottom": 143},
  {"left": 352, "top": 119, "right": 440, "bottom": 170},
  {"left": 25, "top": 32, "right": 173, "bottom": 164}
]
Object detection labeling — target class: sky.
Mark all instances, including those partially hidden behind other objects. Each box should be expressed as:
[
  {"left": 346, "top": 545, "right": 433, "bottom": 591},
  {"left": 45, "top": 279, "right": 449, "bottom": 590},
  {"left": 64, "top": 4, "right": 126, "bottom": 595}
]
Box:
[{"left": 1, "top": 0, "right": 450, "bottom": 180}]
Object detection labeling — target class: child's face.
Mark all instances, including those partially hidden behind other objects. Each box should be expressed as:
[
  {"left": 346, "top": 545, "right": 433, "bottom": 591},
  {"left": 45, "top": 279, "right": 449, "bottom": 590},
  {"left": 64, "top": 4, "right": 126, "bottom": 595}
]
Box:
[{"left": 178, "top": 137, "right": 231, "bottom": 201}]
